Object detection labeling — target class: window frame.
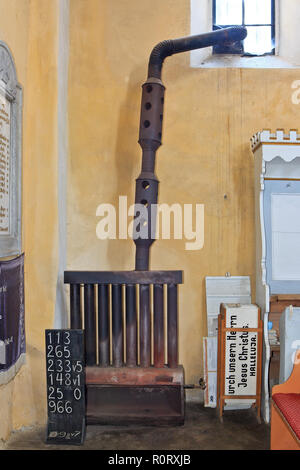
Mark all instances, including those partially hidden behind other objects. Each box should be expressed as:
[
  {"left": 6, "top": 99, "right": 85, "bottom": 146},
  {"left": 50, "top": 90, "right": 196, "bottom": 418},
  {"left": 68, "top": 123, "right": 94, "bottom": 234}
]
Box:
[{"left": 212, "top": 0, "right": 276, "bottom": 56}]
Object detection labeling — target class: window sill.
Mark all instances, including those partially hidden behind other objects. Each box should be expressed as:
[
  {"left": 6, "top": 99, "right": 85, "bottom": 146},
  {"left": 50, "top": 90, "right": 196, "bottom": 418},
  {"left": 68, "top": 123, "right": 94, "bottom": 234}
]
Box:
[{"left": 190, "top": 53, "right": 299, "bottom": 69}]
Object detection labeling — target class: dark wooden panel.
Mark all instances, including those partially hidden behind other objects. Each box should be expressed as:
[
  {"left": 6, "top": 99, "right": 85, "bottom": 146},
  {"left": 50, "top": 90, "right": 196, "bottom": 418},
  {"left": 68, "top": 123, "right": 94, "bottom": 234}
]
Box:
[
  {"left": 270, "top": 294, "right": 300, "bottom": 302},
  {"left": 270, "top": 300, "right": 300, "bottom": 313},
  {"left": 269, "top": 349, "right": 280, "bottom": 392},
  {"left": 86, "top": 385, "right": 184, "bottom": 426}
]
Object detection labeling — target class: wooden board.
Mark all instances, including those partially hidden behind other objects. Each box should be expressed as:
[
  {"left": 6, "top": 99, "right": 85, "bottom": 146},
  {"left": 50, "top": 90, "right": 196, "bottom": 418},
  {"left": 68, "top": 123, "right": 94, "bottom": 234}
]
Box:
[{"left": 45, "top": 329, "right": 85, "bottom": 445}]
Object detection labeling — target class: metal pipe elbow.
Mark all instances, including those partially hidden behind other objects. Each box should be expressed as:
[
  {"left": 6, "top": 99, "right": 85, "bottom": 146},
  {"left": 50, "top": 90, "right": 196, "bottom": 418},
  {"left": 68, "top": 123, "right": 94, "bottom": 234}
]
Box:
[{"left": 147, "top": 26, "right": 247, "bottom": 79}]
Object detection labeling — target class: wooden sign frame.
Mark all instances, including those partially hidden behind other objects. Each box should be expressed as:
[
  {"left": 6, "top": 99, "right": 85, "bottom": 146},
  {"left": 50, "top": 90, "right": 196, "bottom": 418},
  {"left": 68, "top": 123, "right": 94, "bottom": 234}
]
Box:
[
  {"left": 217, "top": 304, "right": 263, "bottom": 423},
  {"left": 45, "top": 329, "right": 86, "bottom": 445}
]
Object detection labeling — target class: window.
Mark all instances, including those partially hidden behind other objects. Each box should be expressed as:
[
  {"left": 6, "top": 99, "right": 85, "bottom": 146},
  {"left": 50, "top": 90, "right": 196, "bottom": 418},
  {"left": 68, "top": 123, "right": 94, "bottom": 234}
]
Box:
[{"left": 212, "top": 0, "right": 275, "bottom": 56}]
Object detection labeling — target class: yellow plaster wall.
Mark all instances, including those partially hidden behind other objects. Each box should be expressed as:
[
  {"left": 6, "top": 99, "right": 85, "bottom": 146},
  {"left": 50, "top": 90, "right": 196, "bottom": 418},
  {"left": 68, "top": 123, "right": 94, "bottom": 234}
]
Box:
[
  {"left": 0, "top": 0, "right": 59, "bottom": 442},
  {"left": 0, "top": 0, "right": 300, "bottom": 441},
  {"left": 67, "top": 0, "right": 300, "bottom": 388}
]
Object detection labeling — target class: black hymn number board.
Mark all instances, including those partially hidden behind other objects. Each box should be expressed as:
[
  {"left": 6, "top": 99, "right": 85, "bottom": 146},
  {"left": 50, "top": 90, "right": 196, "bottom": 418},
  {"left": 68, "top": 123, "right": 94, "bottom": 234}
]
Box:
[{"left": 45, "top": 329, "right": 86, "bottom": 445}]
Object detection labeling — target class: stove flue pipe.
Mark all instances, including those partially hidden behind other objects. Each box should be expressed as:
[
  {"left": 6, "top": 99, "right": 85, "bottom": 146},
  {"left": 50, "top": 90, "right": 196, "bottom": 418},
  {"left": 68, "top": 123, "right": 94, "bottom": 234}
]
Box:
[{"left": 134, "top": 26, "right": 247, "bottom": 271}]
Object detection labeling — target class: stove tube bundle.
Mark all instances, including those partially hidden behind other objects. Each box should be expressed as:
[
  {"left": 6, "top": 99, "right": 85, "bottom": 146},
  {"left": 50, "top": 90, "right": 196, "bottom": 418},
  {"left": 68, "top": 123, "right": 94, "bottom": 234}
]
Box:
[{"left": 64, "top": 26, "right": 247, "bottom": 426}]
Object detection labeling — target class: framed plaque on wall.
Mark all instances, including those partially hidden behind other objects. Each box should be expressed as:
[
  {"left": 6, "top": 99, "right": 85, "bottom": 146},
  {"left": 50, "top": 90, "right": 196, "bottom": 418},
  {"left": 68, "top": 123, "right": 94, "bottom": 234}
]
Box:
[{"left": 0, "top": 41, "right": 22, "bottom": 257}]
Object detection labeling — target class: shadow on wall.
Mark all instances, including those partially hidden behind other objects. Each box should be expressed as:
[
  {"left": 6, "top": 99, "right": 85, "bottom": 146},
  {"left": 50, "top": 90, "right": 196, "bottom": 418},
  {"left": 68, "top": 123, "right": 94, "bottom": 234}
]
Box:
[{"left": 106, "top": 66, "right": 146, "bottom": 270}]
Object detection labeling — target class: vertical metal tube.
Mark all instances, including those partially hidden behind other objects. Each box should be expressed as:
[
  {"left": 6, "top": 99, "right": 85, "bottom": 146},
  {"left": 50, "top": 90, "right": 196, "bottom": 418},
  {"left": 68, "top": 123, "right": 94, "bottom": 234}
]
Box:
[
  {"left": 84, "top": 284, "right": 96, "bottom": 365},
  {"left": 140, "top": 284, "right": 151, "bottom": 367},
  {"left": 134, "top": 81, "right": 164, "bottom": 271},
  {"left": 98, "top": 284, "right": 110, "bottom": 366},
  {"left": 112, "top": 284, "right": 123, "bottom": 367},
  {"left": 126, "top": 284, "right": 137, "bottom": 366},
  {"left": 167, "top": 284, "right": 178, "bottom": 368},
  {"left": 154, "top": 284, "right": 164, "bottom": 367},
  {"left": 70, "top": 284, "right": 82, "bottom": 329}
]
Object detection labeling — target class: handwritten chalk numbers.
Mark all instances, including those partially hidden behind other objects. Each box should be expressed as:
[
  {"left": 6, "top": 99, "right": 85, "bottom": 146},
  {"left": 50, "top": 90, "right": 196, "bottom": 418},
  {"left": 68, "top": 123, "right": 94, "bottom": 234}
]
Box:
[
  {"left": 217, "top": 304, "right": 263, "bottom": 423},
  {"left": 45, "top": 329, "right": 86, "bottom": 445}
]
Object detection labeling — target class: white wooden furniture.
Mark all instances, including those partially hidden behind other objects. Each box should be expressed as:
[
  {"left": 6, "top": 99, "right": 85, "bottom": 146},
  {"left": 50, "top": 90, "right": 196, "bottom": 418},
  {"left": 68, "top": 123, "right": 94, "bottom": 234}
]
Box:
[
  {"left": 251, "top": 129, "right": 300, "bottom": 423},
  {"left": 279, "top": 306, "right": 300, "bottom": 384},
  {"left": 271, "top": 350, "right": 300, "bottom": 450},
  {"left": 204, "top": 276, "right": 252, "bottom": 409}
]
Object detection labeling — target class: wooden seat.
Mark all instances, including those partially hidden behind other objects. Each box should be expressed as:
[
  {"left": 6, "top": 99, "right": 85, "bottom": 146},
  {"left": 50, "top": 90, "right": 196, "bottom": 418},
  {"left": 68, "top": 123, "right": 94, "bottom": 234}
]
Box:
[{"left": 271, "top": 350, "right": 300, "bottom": 450}]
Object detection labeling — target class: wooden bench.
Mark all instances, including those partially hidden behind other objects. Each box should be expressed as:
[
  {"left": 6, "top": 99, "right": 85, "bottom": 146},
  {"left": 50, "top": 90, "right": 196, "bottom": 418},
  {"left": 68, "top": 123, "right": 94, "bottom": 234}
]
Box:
[{"left": 271, "top": 349, "right": 300, "bottom": 450}]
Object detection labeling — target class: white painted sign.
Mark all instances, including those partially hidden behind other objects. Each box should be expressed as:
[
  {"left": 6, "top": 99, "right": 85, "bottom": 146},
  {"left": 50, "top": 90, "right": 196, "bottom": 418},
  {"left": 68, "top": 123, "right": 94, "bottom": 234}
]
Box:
[
  {"left": 224, "top": 304, "right": 258, "bottom": 396},
  {"left": 0, "top": 340, "right": 5, "bottom": 364}
]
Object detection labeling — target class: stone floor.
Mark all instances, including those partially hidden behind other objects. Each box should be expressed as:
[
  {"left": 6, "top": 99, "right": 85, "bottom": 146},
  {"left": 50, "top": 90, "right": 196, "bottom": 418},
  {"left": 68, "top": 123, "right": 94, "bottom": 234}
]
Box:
[{"left": 3, "top": 403, "right": 270, "bottom": 450}]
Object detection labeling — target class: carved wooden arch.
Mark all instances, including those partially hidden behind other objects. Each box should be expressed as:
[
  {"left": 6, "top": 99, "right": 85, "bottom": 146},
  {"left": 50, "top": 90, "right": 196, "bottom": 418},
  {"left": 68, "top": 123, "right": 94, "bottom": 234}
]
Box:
[{"left": 0, "top": 41, "right": 22, "bottom": 257}]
